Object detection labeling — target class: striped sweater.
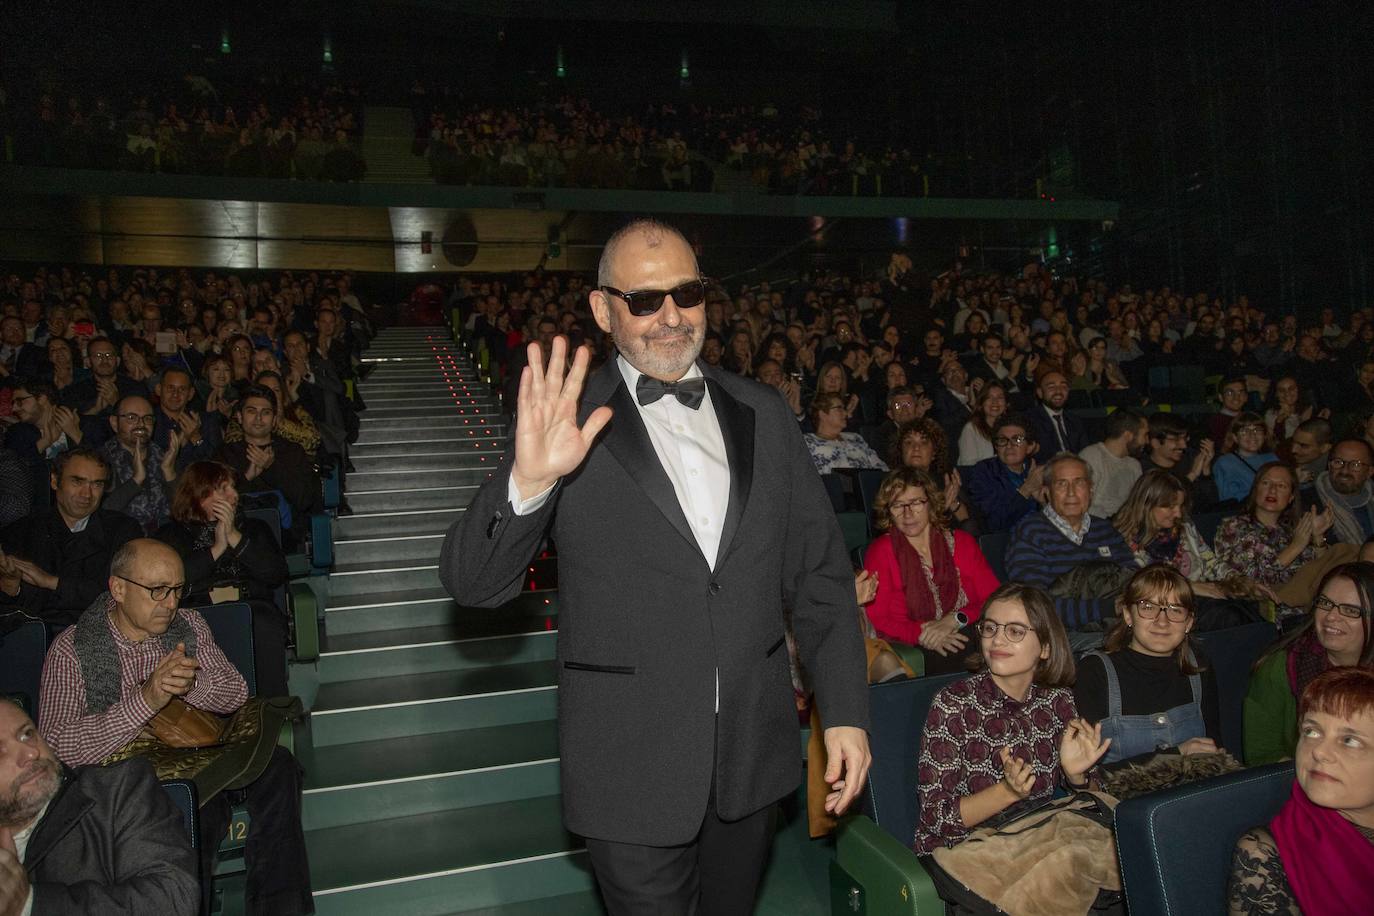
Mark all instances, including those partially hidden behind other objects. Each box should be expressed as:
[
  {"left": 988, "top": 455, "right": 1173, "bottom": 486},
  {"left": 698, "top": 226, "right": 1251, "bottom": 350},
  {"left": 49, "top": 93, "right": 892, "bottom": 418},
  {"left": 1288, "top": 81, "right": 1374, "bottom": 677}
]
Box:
[{"left": 1004, "top": 509, "right": 1135, "bottom": 628}]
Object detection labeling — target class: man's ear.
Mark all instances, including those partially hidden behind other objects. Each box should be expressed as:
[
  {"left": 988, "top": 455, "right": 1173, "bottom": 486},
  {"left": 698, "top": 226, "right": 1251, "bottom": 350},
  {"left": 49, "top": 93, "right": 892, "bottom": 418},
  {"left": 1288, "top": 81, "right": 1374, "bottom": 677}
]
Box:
[
  {"left": 108, "top": 575, "right": 125, "bottom": 603},
  {"left": 109, "top": 414, "right": 119, "bottom": 435},
  {"left": 588, "top": 290, "right": 613, "bottom": 336}
]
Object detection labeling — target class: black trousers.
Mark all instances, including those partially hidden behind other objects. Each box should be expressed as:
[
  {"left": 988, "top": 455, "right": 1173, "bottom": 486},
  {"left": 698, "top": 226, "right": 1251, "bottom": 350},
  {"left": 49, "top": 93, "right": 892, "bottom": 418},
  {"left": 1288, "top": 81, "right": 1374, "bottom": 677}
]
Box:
[
  {"left": 583, "top": 760, "right": 778, "bottom": 916},
  {"left": 247, "top": 599, "right": 289, "bottom": 698},
  {"left": 198, "top": 745, "right": 314, "bottom": 916}
]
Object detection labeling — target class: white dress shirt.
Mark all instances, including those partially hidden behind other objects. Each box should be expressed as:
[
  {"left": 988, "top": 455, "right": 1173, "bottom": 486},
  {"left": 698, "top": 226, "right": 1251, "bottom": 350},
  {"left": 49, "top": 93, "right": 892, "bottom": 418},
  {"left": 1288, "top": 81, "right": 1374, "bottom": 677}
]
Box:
[{"left": 508, "top": 356, "right": 731, "bottom": 570}]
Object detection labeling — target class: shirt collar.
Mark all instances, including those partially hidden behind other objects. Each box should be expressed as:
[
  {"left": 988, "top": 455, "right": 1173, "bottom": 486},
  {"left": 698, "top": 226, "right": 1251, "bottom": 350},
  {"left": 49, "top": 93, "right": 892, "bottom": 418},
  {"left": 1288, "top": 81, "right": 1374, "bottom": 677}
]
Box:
[{"left": 1043, "top": 504, "right": 1091, "bottom": 543}]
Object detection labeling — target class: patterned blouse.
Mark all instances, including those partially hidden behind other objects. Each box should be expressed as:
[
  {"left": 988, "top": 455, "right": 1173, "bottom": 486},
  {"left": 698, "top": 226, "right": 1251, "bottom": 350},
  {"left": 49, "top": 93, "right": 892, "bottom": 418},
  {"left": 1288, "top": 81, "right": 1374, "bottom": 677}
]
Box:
[
  {"left": 1227, "top": 823, "right": 1374, "bottom": 915},
  {"left": 914, "top": 671, "right": 1083, "bottom": 854},
  {"left": 804, "top": 432, "right": 889, "bottom": 476},
  {"left": 1213, "top": 514, "right": 1314, "bottom": 588}
]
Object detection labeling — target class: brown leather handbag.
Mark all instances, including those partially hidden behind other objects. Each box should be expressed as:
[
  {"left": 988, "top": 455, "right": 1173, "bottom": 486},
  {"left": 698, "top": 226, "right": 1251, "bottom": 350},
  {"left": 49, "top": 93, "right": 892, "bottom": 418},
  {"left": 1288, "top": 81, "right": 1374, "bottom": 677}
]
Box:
[{"left": 143, "top": 698, "right": 228, "bottom": 748}]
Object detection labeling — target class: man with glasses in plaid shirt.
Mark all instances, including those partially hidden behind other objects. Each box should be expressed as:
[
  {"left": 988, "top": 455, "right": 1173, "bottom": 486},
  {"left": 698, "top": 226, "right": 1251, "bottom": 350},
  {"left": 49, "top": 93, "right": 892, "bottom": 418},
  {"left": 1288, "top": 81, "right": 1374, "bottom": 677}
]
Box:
[{"left": 37, "top": 538, "right": 314, "bottom": 916}]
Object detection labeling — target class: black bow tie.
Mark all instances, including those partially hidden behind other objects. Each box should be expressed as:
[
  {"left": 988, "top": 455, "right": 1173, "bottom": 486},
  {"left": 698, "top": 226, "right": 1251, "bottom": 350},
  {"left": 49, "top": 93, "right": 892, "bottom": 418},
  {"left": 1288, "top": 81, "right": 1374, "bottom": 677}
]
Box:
[{"left": 636, "top": 374, "right": 706, "bottom": 409}]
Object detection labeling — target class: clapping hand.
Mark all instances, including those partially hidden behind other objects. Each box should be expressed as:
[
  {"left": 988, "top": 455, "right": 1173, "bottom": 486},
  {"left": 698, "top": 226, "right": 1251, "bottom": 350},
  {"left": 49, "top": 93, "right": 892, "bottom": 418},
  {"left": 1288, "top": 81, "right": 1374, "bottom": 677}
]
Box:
[
  {"left": 160, "top": 430, "right": 181, "bottom": 482},
  {"left": 140, "top": 644, "right": 200, "bottom": 712},
  {"left": 244, "top": 443, "right": 274, "bottom": 481},
  {"left": 1000, "top": 747, "right": 1036, "bottom": 800},
  {"left": 510, "top": 337, "right": 612, "bottom": 501},
  {"left": 1058, "top": 718, "right": 1110, "bottom": 784},
  {"left": 174, "top": 409, "right": 202, "bottom": 444},
  {"left": 208, "top": 496, "right": 240, "bottom": 556},
  {"left": 943, "top": 469, "right": 962, "bottom": 509}
]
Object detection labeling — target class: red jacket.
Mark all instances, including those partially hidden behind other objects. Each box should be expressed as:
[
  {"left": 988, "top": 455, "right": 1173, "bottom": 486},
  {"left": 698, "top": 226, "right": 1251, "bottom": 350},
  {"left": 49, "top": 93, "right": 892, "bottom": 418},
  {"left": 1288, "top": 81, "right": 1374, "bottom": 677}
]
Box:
[{"left": 862, "top": 528, "right": 999, "bottom": 645}]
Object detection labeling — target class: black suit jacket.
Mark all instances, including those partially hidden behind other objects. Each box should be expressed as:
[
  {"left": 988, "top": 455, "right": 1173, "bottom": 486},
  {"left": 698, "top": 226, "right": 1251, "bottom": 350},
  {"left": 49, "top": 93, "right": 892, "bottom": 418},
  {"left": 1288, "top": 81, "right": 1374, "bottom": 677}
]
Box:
[
  {"left": 1027, "top": 402, "right": 1089, "bottom": 455},
  {"left": 26, "top": 758, "right": 199, "bottom": 915},
  {"left": 0, "top": 507, "right": 141, "bottom": 626},
  {"left": 441, "top": 359, "right": 868, "bottom": 846}
]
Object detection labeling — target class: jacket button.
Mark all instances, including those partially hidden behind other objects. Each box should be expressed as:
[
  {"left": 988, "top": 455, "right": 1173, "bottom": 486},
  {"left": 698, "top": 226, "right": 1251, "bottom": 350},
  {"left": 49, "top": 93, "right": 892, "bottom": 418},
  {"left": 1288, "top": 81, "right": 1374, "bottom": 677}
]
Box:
[
  {"left": 1154, "top": 715, "right": 1167, "bottom": 726},
  {"left": 708, "top": 582, "right": 722, "bottom": 596}
]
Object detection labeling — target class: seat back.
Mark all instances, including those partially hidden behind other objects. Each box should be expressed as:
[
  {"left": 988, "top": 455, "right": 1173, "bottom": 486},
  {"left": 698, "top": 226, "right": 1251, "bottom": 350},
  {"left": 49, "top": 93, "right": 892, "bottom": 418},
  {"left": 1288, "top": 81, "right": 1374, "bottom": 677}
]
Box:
[
  {"left": 1192, "top": 511, "right": 1224, "bottom": 544},
  {"left": 861, "top": 673, "right": 967, "bottom": 845},
  {"left": 1116, "top": 762, "right": 1293, "bottom": 916},
  {"left": 1192, "top": 621, "right": 1279, "bottom": 763},
  {"left": 822, "top": 474, "right": 848, "bottom": 513},
  {"left": 853, "top": 469, "right": 889, "bottom": 523},
  {"left": 244, "top": 507, "right": 289, "bottom": 613},
  {"left": 160, "top": 779, "right": 200, "bottom": 850},
  {"left": 0, "top": 620, "right": 49, "bottom": 721},
  {"left": 196, "top": 602, "right": 257, "bottom": 696},
  {"left": 977, "top": 529, "right": 1010, "bottom": 582}
]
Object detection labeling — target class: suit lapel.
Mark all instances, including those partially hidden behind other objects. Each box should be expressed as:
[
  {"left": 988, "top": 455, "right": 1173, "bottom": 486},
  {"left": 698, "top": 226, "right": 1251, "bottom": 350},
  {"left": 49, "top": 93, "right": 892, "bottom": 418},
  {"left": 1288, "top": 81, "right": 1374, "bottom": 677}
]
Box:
[
  {"left": 585, "top": 361, "right": 702, "bottom": 559},
  {"left": 705, "top": 372, "right": 754, "bottom": 566}
]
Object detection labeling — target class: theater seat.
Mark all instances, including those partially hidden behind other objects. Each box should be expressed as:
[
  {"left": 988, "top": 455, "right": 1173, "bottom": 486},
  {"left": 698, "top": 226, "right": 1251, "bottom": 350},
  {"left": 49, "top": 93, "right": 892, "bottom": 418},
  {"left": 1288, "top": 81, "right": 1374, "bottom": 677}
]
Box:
[
  {"left": 1192, "top": 621, "right": 1279, "bottom": 763},
  {"left": 976, "top": 529, "right": 1009, "bottom": 581},
  {"left": 161, "top": 779, "right": 200, "bottom": 851},
  {"left": 0, "top": 620, "right": 49, "bottom": 721},
  {"left": 832, "top": 674, "right": 966, "bottom": 916},
  {"left": 1115, "top": 762, "right": 1293, "bottom": 915}
]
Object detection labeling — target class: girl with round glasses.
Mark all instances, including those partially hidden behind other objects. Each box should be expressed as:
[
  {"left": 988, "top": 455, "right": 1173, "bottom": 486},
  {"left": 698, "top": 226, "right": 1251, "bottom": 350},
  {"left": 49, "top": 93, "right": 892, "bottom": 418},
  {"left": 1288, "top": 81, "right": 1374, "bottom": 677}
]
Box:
[
  {"left": 1244, "top": 562, "right": 1374, "bottom": 765},
  {"left": 1075, "top": 565, "right": 1222, "bottom": 765},
  {"left": 914, "top": 583, "right": 1109, "bottom": 857},
  {"left": 862, "top": 468, "right": 997, "bottom": 674}
]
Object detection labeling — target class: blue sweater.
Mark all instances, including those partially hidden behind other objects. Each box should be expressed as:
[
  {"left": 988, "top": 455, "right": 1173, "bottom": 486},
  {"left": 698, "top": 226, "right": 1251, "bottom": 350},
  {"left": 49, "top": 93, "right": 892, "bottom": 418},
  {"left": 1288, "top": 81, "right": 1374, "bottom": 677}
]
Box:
[
  {"left": 966, "top": 456, "right": 1040, "bottom": 532},
  {"left": 1004, "top": 510, "right": 1135, "bottom": 628}
]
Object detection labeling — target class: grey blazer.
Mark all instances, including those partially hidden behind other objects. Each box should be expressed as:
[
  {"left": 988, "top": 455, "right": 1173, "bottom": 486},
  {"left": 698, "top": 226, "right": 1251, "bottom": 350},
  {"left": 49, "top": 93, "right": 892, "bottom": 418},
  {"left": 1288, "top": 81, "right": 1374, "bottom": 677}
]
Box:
[
  {"left": 26, "top": 757, "right": 199, "bottom": 915},
  {"left": 441, "top": 358, "right": 869, "bottom": 846}
]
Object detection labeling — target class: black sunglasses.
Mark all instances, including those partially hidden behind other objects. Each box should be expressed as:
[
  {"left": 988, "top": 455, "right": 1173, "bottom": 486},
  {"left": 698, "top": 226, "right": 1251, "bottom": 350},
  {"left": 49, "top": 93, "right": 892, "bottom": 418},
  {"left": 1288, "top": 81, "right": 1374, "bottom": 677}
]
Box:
[{"left": 599, "top": 279, "right": 708, "bottom": 317}]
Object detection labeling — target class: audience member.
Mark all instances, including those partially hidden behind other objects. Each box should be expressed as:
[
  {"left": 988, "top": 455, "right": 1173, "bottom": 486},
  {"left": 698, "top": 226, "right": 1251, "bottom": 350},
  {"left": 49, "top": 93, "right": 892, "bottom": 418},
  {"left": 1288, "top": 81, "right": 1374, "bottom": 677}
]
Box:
[
  {"left": 1075, "top": 565, "right": 1220, "bottom": 765},
  {"left": 1212, "top": 412, "right": 1278, "bottom": 504},
  {"left": 155, "top": 461, "right": 290, "bottom": 697},
  {"left": 914, "top": 583, "right": 1107, "bottom": 855},
  {"left": 955, "top": 380, "right": 1009, "bottom": 467},
  {"left": 1026, "top": 370, "right": 1088, "bottom": 456},
  {"left": 0, "top": 697, "right": 199, "bottom": 915},
  {"left": 804, "top": 392, "right": 888, "bottom": 475},
  {"left": 861, "top": 468, "right": 998, "bottom": 674},
  {"left": 1229, "top": 667, "right": 1374, "bottom": 916},
  {"left": 153, "top": 366, "right": 221, "bottom": 472},
  {"left": 1207, "top": 377, "right": 1252, "bottom": 447},
  {"left": 4, "top": 379, "right": 86, "bottom": 500},
  {"left": 892, "top": 419, "right": 977, "bottom": 532},
  {"left": 1309, "top": 438, "right": 1374, "bottom": 545},
  {"left": 1004, "top": 453, "right": 1135, "bottom": 630},
  {"left": 1287, "top": 417, "right": 1333, "bottom": 486},
  {"left": 37, "top": 538, "right": 314, "bottom": 916},
  {"left": 216, "top": 386, "right": 322, "bottom": 549},
  {"left": 1112, "top": 470, "right": 1242, "bottom": 600},
  {"left": 1140, "top": 412, "right": 1220, "bottom": 510},
  {"left": 61, "top": 337, "right": 144, "bottom": 439},
  {"left": 966, "top": 415, "right": 1044, "bottom": 533},
  {"left": 1078, "top": 408, "right": 1146, "bottom": 519},
  {"left": 98, "top": 395, "right": 176, "bottom": 534},
  {"left": 0, "top": 449, "right": 140, "bottom": 632},
  {"left": 1243, "top": 562, "right": 1374, "bottom": 765}
]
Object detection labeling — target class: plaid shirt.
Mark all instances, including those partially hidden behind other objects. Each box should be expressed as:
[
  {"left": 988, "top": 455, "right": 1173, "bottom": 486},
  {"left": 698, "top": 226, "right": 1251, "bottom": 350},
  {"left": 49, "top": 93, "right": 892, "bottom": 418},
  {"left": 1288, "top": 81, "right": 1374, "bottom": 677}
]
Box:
[{"left": 38, "top": 600, "right": 248, "bottom": 766}]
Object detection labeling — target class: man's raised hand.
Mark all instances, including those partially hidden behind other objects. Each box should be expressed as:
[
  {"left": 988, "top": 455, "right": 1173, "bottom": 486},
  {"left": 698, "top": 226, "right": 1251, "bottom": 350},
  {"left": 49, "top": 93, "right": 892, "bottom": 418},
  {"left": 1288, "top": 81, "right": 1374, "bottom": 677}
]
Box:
[{"left": 510, "top": 337, "right": 612, "bottom": 501}]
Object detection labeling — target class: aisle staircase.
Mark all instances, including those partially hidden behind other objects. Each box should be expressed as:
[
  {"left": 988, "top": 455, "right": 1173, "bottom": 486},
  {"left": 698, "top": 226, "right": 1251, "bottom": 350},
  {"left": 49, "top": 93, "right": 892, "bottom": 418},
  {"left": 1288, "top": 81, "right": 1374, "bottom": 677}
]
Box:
[
  {"left": 295, "top": 325, "right": 831, "bottom": 915},
  {"left": 362, "top": 107, "right": 435, "bottom": 184}
]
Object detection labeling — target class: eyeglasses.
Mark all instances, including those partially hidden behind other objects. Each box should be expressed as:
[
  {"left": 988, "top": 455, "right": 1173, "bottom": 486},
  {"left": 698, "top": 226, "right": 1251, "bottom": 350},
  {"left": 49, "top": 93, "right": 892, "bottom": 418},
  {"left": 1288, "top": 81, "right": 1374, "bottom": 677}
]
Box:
[
  {"left": 889, "top": 498, "right": 929, "bottom": 514},
  {"left": 90, "top": 351, "right": 118, "bottom": 361},
  {"left": 976, "top": 620, "right": 1030, "bottom": 642},
  {"left": 599, "top": 279, "right": 708, "bottom": 317},
  {"left": 1315, "top": 594, "right": 1368, "bottom": 620},
  {"left": 117, "top": 413, "right": 156, "bottom": 426},
  {"left": 1233, "top": 425, "right": 1264, "bottom": 436},
  {"left": 1329, "top": 458, "right": 1369, "bottom": 471},
  {"left": 1134, "top": 599, "right": 1190, "bottom": 622},
  {"left": 994, "top": 435, "right": 1030, "bottom": 448},
  {"left": 115, "top": 575, "right": 188, "bottom": 602}
]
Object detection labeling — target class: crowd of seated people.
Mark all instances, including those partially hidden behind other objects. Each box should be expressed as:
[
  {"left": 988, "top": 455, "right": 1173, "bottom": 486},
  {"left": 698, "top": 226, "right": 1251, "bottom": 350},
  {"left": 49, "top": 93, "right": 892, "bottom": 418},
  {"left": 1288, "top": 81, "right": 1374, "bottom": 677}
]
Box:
[
  {"left": 3, "top": 72, "right": 366, "bottom": 181},
  {"left": 0, "top": 261, "right": 376, "bottom": 913}
]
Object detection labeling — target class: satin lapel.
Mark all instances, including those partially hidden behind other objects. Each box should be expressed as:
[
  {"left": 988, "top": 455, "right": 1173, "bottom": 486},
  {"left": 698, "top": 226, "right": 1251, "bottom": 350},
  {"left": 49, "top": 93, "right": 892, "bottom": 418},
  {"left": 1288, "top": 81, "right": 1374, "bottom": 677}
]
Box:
[
  {"left": 597, "top": 377, "right": 703, "bottom": 559},
  {"left": 706, "top": 374, "right": 754, "bottom": 567}
]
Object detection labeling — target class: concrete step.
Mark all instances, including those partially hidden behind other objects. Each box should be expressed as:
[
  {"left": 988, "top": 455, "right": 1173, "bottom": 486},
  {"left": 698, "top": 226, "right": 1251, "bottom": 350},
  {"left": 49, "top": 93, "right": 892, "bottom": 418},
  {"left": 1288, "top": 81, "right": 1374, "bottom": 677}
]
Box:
[
  {"left": 324, "top": 587, "right": 558, "bottom": 636},
  {"left": 334, "top": 506, "right": 465, "bottom": 539},
  {"left": 345, "top": 484, "right": 485, "bottom": 514},
  {"left": 318, "top": 627, "right": 557, "bottom": 683},
  {"left": 347, "top": 466, "right": 498, "bottom": 492},
  {"left": 350, "top": 437, "right": 504, "bottom": 459},
  {"left": 357, "top": 415, "right": 507, "bottom": 433}
]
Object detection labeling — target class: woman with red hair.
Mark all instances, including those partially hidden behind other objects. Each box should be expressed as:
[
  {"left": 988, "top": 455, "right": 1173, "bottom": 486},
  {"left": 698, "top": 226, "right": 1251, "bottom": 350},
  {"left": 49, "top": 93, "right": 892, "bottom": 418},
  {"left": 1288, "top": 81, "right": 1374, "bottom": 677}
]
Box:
[
  {"left": 1229, "top": 666, "right": 1374, "bottom": 915},
  {"left": 155, "top": 460, "right": 289, "bottom": 696}
]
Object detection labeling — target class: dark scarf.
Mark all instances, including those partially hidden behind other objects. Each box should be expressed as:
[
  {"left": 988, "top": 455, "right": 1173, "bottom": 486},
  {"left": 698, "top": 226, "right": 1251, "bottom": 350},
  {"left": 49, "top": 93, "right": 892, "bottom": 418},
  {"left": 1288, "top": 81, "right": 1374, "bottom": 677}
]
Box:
[
  {"left": 72, "top": 592, "right": 196, "bottom": 713},
  {"left": 188, "top": 513, "right": 246, "bottom": 588},
  {"left": 891, "top": 526, "right": 962, "bottom": 622},
  {"left": 1140, "top": 528, "right": 1183, "bottom": 567},
  {"left": 1286, "top": 629, "right": 1330, "bottom": 703}
]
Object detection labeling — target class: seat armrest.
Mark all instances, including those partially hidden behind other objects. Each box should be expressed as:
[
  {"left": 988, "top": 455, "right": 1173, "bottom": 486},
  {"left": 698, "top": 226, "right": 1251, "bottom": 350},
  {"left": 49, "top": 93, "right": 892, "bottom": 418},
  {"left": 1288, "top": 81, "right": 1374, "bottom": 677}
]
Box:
[
  {"left": 290, "top": 581, "right": 319, "bottom": 662},
  {"left": 834, "top": 815, "right": 942, "bottom": 915}
]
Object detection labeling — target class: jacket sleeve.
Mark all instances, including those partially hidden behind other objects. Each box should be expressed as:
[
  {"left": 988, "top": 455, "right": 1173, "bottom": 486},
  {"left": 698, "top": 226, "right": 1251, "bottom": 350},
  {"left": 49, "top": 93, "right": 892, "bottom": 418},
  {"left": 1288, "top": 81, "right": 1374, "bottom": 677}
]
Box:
[
  {"left": 234, "top": 519, "right": 289, "bottom": 591},
  {"left": 1243, "top": 651, "right": 1297, "bottom": 766},
  {"left": 439, "top": 449, "right": 558, "bottom": 609},
  {"left": 30, "top": 758, "right": 200, "bottom": 915},
  {"left": 777, "top": 398, "right": 870, "bottom": 733},
  {"left": 862, "top": 536, "right": 922, "bottom": 645}
]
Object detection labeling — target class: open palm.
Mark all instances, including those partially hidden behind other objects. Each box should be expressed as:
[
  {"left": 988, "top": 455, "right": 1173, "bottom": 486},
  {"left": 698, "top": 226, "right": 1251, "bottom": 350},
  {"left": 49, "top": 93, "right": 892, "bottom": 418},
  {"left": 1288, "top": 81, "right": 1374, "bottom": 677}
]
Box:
[{"left": 510, "top": 337, "right": 613, "bottom": 499}]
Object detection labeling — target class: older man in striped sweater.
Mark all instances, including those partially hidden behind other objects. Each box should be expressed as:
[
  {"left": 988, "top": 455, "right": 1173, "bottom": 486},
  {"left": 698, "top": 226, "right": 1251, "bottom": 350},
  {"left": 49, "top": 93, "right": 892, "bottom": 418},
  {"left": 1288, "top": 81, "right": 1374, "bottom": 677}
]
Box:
[{"left": 1005, "top": 452, "right": 1135, "bottom": 630}]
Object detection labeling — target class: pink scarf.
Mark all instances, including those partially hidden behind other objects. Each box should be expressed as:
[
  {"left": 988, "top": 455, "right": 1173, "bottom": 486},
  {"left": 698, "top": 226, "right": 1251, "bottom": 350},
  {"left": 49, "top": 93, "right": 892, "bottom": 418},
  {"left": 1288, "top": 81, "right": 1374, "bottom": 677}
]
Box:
[{"left": 1270, "top": 779, "right": 1374, "bottom": 915}]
